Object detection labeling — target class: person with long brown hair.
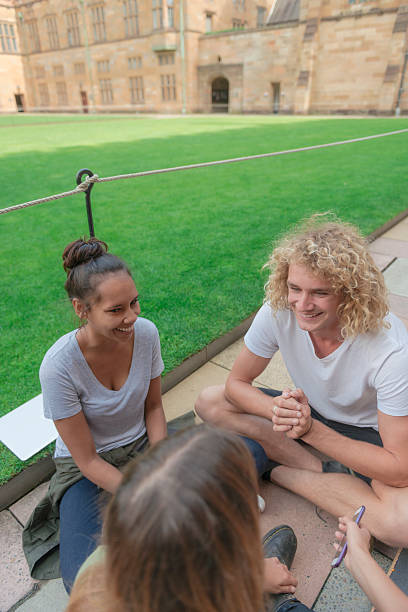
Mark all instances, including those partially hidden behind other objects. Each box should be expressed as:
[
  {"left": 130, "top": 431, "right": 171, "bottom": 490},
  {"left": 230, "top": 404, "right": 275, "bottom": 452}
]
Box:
[
  {"left": 67, "top": 425, "right": 313, "bottom": 612},
  {"left": 23, "top": 237, "right": 167, "bottom": 592}
]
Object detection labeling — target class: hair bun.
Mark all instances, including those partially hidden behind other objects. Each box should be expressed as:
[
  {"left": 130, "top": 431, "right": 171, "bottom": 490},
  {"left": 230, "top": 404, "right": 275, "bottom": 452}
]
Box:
[{"left": 62, "top": 237, "right": 108, "bottom": 273}]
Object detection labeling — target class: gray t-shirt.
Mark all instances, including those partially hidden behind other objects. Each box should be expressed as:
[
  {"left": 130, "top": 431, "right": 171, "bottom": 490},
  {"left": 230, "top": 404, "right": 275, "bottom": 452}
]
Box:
[{"left": 40, "top": 317, "right": 164, "bottom": 458}]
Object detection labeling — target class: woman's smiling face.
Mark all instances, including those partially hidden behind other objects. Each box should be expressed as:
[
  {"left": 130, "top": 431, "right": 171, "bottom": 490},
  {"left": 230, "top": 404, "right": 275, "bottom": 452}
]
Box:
[{"left": 83, "top": 271, "right": 141, "bottom": 343}]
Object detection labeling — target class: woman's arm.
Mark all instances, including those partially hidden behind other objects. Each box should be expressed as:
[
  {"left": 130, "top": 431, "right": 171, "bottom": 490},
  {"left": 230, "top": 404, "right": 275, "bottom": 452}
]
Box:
[
  {"left": 336, "top": 516, "right": 408, "bottom": 612},
  {"left": 144, "top": 375, "right": 167, "bottom": 446},
  {"left": 54, "top": 413, "right": 123, "bottom": 494}
]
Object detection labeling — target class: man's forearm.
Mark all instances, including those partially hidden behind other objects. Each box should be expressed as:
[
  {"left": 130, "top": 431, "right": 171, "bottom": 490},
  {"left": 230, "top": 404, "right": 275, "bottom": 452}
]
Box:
[
  {"left": 302, "top": 420, "right": 408, "bottom": 486},
  {"left": 225, "top": 379, "right": 277, "bottom": 421}
]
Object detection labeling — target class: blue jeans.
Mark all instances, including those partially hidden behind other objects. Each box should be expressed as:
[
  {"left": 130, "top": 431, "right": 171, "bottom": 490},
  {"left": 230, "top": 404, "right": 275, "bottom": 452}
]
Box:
[
  {"left": 277, "top": 600, "right": 314, "bottom": 611},
  {"left": 59, "top": 476, "right": 106, "bottom": 593},
  {"left": 242, "top": 388, "right": 382, "bottom": 483}
]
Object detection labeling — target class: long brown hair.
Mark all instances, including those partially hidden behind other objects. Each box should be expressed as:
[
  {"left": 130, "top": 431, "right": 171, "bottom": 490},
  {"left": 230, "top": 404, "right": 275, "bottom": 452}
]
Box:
[{"left": 67, "top": 425, "right": 264, "bottom": 612}]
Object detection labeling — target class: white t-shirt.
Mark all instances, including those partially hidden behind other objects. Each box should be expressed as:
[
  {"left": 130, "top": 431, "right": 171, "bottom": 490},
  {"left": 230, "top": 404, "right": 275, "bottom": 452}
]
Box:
[
  {"left": 40, "top": 317, "right": 164, "bottom": 457},
  {"left": 244, "top": 304, "right": 408, "bottom": 429}
]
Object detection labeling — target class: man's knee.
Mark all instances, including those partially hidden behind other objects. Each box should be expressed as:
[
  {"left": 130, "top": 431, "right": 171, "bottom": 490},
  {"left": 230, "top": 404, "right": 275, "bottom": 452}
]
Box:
[
  {"left": 195, "top": 385, "right": 224, "bottom": 424},
  {"left": 369, "top": 481, "right": 408, "bottom": 547},
  {"left": 371, "top": 511, "right": 408, "bottom": 547}
]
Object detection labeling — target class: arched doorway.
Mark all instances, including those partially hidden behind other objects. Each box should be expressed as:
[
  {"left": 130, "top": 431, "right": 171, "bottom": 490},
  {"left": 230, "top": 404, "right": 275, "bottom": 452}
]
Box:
[{"left": 211, "top": 77, "right": 229, "bottom": 113}]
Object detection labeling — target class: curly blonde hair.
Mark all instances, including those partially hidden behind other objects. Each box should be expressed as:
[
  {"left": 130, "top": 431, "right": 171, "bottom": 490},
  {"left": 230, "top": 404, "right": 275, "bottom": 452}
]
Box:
[{"left": 264, "top": 213, "right": 389, "bottom": 338}]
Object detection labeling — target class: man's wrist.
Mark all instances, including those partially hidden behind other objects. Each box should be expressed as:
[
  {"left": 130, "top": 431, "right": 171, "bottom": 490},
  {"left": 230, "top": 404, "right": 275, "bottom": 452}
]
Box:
[{"left": 299, "top": 417, "right": 314, "bottom": 441}]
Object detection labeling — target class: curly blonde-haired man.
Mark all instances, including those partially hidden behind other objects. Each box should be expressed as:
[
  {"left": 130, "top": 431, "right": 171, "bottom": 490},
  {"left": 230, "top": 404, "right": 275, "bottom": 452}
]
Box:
[{"left": 196, "top": 214, "right": 408, "bottom": 548}]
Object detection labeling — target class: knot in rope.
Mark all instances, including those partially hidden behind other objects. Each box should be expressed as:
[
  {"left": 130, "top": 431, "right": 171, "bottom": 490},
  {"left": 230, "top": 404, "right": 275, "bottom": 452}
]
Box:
[{"left": 76, "top": 174, "right": 100, "bottom": 192}]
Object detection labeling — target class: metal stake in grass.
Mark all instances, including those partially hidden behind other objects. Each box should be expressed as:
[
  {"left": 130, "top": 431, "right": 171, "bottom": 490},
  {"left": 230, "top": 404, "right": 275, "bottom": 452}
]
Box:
[{"left": 76, "top": 168, "right": 96, "bottom": 238}]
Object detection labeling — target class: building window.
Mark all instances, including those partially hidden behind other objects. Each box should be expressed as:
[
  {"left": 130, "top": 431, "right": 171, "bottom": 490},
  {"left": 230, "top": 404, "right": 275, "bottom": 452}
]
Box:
[
  {"left": 128, "top": 55, "right": 142, "bottom": 70},
  {"left": 35, "top": 65, "right": 45, "bottom": 79},
  {"left": 38, "top": 82, "right": 50, "bottom": 106},
  {"left": 74, "top": 62, "right": 85, "bottom": 74},
  {"left": 53, "top": 64, "right": 64, "bottom": 77},
  {"left": 130, "top": 76, "right": 144, "bottom": 103},
  {"left": 160, "top": 73, "right": 176, "bottom": 101},
  {"left": 123, "top": 0, "right": 139, "bottom": 37},
  {"left": 158, "top": 52, "right": 175, "bottom": 65},
  {"left": 97, "top": 59, "right": 110, "bottom": 73},
  {"left": 205, "top": 13, "right": 213, "bottom": 32},
  {"left": 56, "top": 81, "right": 68, "bottom": 106},
  {"left": 99, "top": 79, "right": 113, "bottom": 104},
  {"left": 167, "top": 0, "right": 174, "bottom": 28},
  {"left": 152, "top": 0, "right": 163, "bottom": 30},
  {"left": 232, "top": 18, "right": 245, "bottom": 29},
  {"left": 257, "top": 6, "right": 266, "bottom": 26},
  {"left": 26, "top": 19, "right": 41, "bottom": 52},
  {"left": 45, "top": 15, "right": 59, "bottom": 49},
  {"left": 233, "top": 0, "right": 245, "bottom": 8},
  {"left": 92, "top": 5, "right": 107, "bottom": 42},
  {"left": 0, "top": 22, "right": 17, "bottom": 53},
  {"left": 66, "top": 11, "right": 81, "bottom": 47}
]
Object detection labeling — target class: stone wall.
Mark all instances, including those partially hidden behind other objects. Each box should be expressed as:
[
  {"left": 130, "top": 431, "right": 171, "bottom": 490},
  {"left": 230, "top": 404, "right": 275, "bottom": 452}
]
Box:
[
  {"left": 0, "top": 3, "right": 24, "bottom": 112},
  {"left": 197, "top": 0, "right": 408, "bottom": 114},
  {"left": 1, "top": 1, "right": 407, "bottom": 115}
]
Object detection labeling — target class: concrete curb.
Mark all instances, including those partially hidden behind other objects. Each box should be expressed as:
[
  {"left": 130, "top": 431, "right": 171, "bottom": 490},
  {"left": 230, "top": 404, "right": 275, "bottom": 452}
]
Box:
[
  {"left": 1, "top": 207, "right": 407, "bottom": 511},
  {"left": 367, "top": 208, "right": 408, "bottom": 242}
]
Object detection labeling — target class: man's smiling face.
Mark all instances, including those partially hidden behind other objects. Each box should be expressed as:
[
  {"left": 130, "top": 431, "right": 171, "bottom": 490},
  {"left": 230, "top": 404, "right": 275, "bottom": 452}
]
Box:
[{"left": 287, "top": 263, "right": 342, "bottom": 339}]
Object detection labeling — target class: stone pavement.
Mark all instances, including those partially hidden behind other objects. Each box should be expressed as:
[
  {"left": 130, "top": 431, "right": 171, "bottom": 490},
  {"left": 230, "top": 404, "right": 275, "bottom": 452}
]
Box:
[{"left": 1, "top": 214, "right": 407, "bottom": 612}]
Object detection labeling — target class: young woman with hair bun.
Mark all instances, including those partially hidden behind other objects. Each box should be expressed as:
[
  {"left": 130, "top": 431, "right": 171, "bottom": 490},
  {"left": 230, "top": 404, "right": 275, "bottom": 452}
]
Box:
[{"left": 23, "top": 237, "right": 167, "bottom": 593}]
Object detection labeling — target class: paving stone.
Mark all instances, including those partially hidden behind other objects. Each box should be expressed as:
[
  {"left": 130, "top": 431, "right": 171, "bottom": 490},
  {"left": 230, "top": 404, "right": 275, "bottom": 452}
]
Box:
[
  {"left": 211, "top": 337, "right": 244, "bottom": 369},
  {"left": 259, "top": 483, "right": 338, "bottom": 609},
  {"left": 382, "top": 216, "right": 408, "bottom": 242},
  {"left": 0, "top": 510, "right": 36, "bottom": 612},
  {"left": 15, "top": 579, "right": 68, "bottom": 612},
  {"left": 9, "top": 482, "right": 49, "bottom": 527},
  {"left": 383, "top": 258, "right": 408, "bottom": 298},
  {"left": 314, "top": 550, "right": 390, "bottom": 611},
  {"left": 163, "top": 361, "right": 229, "bottom": 423},
  {"left": 211, "top": 337, "right": 294, "bottom": 390},
  {"left": 369, "top": 237, "right": 408, "bottom": 259},
  {"left": 388, "top": 293, "right": 408, "bottom": 321},
  {"left": 253, "top": 350, "right": 294, "bottom": 391},
  {"left": 370, "top": 252, "right": 395, "bottom": 271}
]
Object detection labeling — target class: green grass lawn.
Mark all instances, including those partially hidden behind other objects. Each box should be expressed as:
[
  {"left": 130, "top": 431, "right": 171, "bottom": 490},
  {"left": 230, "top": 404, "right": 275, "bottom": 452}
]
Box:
[{"left": 1, "top": 113, "right": 408, "bottom": 483}]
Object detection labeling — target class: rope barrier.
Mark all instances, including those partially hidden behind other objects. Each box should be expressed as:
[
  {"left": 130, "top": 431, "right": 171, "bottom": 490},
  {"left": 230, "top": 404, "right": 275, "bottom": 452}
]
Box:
[
  {"left": 0, "top": 182, "right": 90, "bottom": 215},
  {"left": 1, "top": 128, "right": 407, "bottom": 216}
]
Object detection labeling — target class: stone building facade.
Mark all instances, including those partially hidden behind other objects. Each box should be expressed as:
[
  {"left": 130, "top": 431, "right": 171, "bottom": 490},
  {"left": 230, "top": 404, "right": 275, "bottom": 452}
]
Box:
[
  {"left": 1, "top": 0, "right": 407, "bottom": 114},
  {"left": 0, "top": 1, "right": 25, "bottom": 112}
]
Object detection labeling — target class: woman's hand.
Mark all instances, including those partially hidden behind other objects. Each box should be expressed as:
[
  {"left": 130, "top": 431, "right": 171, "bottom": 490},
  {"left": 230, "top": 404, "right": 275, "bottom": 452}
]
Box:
[
  {"left": 263, "top": 557, "right": 298, "bottom": 594},
  {"left": 334, "top": 515, "right": 371, "bottom": 571},
  {"left": 271, "top": 388, "right": 313, "bottom": 439},
  {"left": 334, "top": 515, "right": 408, "bottom": 611}
]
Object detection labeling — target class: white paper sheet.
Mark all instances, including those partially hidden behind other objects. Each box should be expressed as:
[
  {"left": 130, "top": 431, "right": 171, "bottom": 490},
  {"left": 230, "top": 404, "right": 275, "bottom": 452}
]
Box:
[{"left": 0, "top": 394, "right": 57, "bottom": 461}]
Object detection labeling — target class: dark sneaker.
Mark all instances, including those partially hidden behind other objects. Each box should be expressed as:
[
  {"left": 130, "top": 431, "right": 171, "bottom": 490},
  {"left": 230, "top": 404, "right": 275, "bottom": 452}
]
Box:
[
  {"left": 322, "top": 460, "right": 353, "bottom": 475},
  {"left": 263, "top": 525, "right": 298, "bottom": 612}
]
